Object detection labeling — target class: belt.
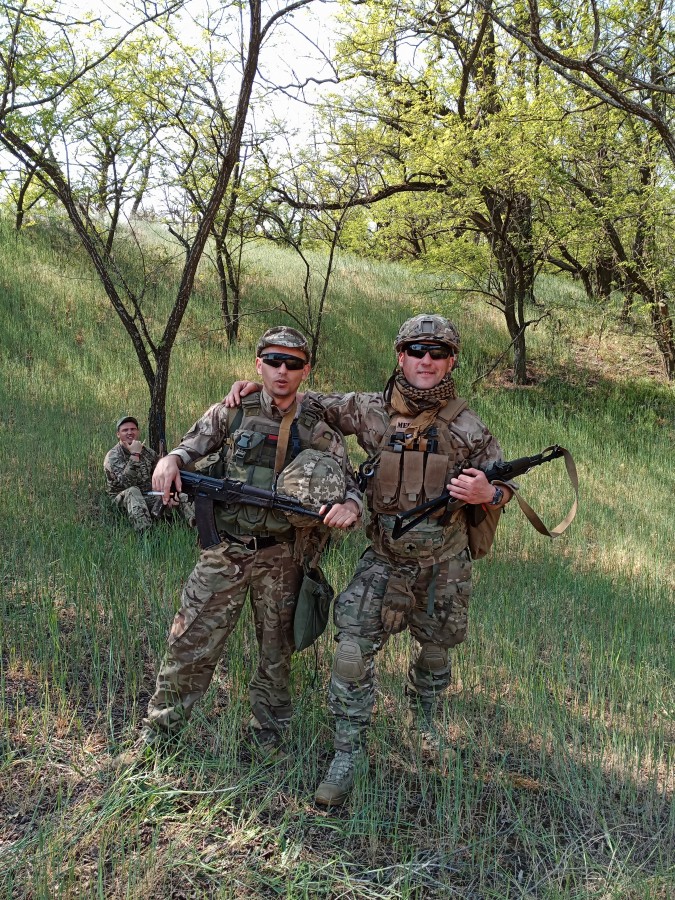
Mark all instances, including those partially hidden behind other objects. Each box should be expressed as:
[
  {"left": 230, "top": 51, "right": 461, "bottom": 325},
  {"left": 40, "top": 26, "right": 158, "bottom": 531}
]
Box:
[{"left": 222, "top": 531, "right": 280, "bottom": 551}]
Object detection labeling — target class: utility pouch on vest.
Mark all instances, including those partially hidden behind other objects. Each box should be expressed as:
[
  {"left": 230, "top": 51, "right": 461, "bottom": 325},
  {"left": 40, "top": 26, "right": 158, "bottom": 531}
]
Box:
[
  {"left": 378, "top": 515, "right": 451, "bottom": 562},
  {"left": 423, "top": 453, "right": 449, "bottom": 517},
  {"left": 373, "top": 450, "right": 402, "bottom": 512},
  {"left": 231, "top": 430, "right": 265, "bottom": 468},
  {"left": 400, "top": 450, "right": 424, "bottom": 510},
  {"left": 293, "top": 566, "right": 334, "bottom": 651}
]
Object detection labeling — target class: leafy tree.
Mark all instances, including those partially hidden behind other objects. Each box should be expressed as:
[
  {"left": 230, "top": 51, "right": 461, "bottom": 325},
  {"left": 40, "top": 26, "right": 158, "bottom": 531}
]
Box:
[
  {"left": 0, "top": 0, "right": 317, "bottom": 446},
  {"left": 485, "top": 0, "right": 675, "bottom": 164},
  {"left": 277, "top": 0, "right": 564, "bottom": 382}
]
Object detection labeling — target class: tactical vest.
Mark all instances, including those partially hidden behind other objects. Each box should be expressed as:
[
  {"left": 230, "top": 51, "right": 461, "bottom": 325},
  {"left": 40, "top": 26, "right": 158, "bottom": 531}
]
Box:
[
  {"left": 215, "top": 395, "right": 336, "bottom": 538},
  {"left": 368, "top": 398, "right": 468, "bottom": 516}
]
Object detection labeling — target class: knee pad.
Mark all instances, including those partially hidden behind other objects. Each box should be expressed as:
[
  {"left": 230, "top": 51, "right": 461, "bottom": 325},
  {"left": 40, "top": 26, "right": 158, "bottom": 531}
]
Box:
[
  {"left": 333, "top": 639, "right": 366, "bottom": 681},
  {"left": 416, "top": 643, "right": 448, "bottom": 673}
]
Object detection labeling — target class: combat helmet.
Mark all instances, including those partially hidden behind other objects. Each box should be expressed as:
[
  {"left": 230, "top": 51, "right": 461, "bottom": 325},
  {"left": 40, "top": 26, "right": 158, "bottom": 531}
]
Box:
[
  {"left": 394, "top": 315, "right": 460, "bottom": 353},
  {"left": 277, "top": 449, "right": 345, "bottom": 526},
  {"left": 257, "top": 326, "right": 309, "bottom": 360}
]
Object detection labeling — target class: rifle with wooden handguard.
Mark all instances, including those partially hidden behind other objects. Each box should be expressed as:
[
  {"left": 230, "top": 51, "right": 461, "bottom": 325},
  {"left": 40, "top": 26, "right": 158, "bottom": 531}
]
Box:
[{"left": 391, "top": 445, "right": 567, "bottom": 540}]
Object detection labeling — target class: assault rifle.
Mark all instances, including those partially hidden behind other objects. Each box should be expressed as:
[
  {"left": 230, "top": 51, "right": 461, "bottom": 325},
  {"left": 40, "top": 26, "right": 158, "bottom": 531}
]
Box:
[
  {"left": 149, "top": 469, "right": 325, "bottom": 550},
  {"left": 391, "top": 445, "right": 568, "bottom": 540}
]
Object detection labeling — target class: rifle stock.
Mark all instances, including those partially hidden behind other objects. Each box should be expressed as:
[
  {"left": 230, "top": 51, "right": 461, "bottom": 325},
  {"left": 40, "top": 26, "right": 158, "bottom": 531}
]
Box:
[{"left": 391, "top": 445, "right": 566, "bottom": 540}]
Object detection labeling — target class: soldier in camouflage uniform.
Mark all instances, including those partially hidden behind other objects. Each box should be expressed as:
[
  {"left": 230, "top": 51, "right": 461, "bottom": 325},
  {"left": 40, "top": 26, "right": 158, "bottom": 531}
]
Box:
[
  {"left": 226, "top": 315, "right": 514, "bottom": 805},
  {"left": 104, "top": 416, "right": 195, "bottom": 533},
  {"left": 140, "top": 327, "right": 362, "bottom": 753}
]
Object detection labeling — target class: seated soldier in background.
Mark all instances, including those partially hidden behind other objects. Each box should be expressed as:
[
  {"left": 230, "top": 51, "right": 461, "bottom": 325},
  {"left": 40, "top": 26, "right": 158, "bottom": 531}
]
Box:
[{"left": 104, "top": 415, "right": 194, "bottom": 533}]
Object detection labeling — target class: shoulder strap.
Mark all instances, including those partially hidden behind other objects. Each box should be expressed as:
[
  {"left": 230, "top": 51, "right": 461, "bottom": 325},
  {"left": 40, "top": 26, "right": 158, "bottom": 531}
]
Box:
[
  {"left": 298, "top": 395, "right": 327, "bottom": 430},
  {"left": 226, "top": 404, "right": 245, "bottom": 434},
  {"left": 377, "top": 396, "right": 468, "bottom": 447},
  {"left": 507, "top": 447, "right": 579, "bottom": 538},
  {"left": 435, "top": 397, "right": 468, "bottom": 425},
  {"left": 240, "top": 394, "right": 262, "bottom": 415}
]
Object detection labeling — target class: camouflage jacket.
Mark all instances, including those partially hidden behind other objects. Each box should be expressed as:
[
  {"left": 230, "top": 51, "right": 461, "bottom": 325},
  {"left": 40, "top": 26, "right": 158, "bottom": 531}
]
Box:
[
  {"left": 169, "top": 390, "right": 363, "bottom": 515},
  {"left": 104, "top": 442, "right": 158, "bottom": 498},
  {"left": 306, "top": 390, "right": 506, "bottom": 565}
]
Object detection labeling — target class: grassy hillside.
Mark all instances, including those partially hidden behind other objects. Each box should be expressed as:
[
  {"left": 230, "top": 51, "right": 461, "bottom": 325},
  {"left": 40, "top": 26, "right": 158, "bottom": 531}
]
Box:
[{"left": 1, "top": 219, "right": 673, "bottom": 898}]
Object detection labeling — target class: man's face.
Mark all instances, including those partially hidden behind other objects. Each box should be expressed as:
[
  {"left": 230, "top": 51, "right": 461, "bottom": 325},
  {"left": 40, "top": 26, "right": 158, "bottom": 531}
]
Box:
[
  {"left": 255, "top": 344, "right": 310, "bottom": 405},
  {"left": 398, "top": 341, "right": 456, "bottom": 389},
  {"left": 117, "top": 421, "right": 140, "bottom": 446}
]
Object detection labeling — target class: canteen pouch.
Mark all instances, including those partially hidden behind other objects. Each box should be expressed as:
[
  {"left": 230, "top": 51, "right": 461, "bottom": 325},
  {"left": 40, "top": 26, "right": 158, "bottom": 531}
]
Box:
[{"left": 293, "top": 566, "right": 335, "bottom": 651}]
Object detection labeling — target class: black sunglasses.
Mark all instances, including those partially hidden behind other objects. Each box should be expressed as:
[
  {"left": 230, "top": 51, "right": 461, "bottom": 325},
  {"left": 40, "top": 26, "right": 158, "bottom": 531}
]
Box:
[
  {"left": 403, "top": 343, "right": 454, "bottom": 360},
  {"left": 259, "top": 353, "right": 306, "bottom": 371}
]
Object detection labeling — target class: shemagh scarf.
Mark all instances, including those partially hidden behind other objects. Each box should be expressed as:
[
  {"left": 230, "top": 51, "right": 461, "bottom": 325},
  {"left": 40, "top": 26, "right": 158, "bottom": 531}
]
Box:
[{"left": 385, "top": 369, "right": 457, "bottom": 432}]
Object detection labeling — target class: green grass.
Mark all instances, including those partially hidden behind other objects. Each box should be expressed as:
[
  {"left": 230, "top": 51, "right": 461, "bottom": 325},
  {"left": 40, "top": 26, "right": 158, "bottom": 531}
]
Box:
[{"left": 0, "top": 218, "right": 673, "bottom": 898}]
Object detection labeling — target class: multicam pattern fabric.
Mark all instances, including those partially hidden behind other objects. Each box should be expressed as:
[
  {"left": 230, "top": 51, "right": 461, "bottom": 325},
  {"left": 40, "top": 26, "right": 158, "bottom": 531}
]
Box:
[
  {"left": 169, "top": 392, "right": 361, "bottom": 513},
  {"left": 306, "top": 388, "right": 505, "bottom": 750},
  {"left": 307, "top": 390, "right": 504, "bottom": 564},
  {"left": 394, "top": 314, "right": 461, "bottom": 352},
  {"left": 328, "top": 548, "right": 471, "bottom": 751},
  {"left": 145, "top": 390, "right": 361, "bottom": 739},
  {"left": 104, "top": 442, "right": 158, "bottom": 531},
  {"left": 256, "top": 326, "right": 309, "bottom": 359},
  {"left": 104, "top": 441, "right": 158, "bottom": 497},
  {"left": 145, "top": 538, "right": 303, "bottom": 735},
  {"left": 104, "top": 442, "right": 195, "bottom": 531}
]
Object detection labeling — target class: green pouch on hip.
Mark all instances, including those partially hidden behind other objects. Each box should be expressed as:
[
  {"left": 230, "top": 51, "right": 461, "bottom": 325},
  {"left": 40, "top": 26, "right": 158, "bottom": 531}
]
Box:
[{"left": 293, "top": 566, "right": 335, "bottom": 651}]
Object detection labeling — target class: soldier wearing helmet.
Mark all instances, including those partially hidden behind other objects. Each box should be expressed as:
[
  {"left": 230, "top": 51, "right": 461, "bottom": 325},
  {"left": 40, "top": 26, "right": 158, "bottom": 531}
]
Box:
[
  {"left": 132, "top": 326, "right": 362, "bottom": 759},
  {"left": 225, "top": 314, "right": 512, "bottom": 805}
]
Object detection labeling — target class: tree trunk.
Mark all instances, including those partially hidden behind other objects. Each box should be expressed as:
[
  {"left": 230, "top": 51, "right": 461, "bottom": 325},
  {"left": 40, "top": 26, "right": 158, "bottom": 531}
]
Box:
[
  {"left": 147, "top": 353, "right": 168, "bottom": 451},
  {"left": 650, "top": 296, "right": 675, "bottom": 379}
]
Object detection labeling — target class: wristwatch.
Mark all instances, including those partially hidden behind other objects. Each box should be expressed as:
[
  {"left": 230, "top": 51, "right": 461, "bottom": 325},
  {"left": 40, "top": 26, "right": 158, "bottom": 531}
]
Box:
[{"left": 489, "top": 486, "right": 504, "bottom": 506}]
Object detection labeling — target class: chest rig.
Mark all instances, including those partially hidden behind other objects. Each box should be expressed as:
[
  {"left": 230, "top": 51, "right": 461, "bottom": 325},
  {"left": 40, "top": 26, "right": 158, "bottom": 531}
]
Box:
[
  {"left": 216, "top": 394, "right": 334, "bottom": 537},
  {"left": 365, "top": 398, "right": 468, "bottom": 516}
]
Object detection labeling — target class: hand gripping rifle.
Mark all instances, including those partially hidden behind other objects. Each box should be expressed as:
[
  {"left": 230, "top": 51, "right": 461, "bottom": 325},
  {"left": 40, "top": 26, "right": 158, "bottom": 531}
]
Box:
[
  {"left": 150, "top": 469, "right": 326, "bottom": 550},
  {"left": 391, "top": 445, "right": 578, "bottom": 540}
]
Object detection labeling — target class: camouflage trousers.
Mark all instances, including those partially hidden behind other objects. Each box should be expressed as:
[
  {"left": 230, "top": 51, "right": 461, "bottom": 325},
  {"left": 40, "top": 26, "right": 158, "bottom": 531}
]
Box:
[
  {"left": 114, "top": 486, "right": 195, "bottom": 532},
  {"left": 329, "top": 546, "right": 472, "bottom": 752},
  {"left": 144, "top": 537, "right": 303, "bottom": 736}
]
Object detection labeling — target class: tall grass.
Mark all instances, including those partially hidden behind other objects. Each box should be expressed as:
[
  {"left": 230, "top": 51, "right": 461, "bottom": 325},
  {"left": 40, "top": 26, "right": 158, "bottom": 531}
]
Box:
[{"left": 1, "top": 219, "right": 673, "bottom": 898}]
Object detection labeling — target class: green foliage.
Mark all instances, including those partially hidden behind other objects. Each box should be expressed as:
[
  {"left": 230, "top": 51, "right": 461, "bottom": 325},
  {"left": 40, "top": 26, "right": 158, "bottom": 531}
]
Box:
[{"left": 1, "top": 220, "right": 673, "bottom": 897}]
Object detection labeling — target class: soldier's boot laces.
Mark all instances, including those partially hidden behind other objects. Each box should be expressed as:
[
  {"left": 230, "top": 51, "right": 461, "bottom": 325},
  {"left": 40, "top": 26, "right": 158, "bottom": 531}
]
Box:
[{"left": 314, "top": 750, "right": 362, "bottom": 807}]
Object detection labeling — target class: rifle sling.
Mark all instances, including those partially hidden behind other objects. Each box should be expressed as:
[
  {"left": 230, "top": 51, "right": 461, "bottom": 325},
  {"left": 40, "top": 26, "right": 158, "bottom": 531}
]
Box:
[
  {"left": 511, "top": 447, "right": 579, "bottom": 538},
  {"left": 274, "top": 402, "right": 297, "bottom": 478}
]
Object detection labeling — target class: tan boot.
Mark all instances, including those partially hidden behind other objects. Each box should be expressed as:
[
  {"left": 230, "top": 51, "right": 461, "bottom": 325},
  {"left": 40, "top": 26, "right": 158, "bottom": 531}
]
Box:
[{"left": 315, "top": 751, "right": 362, "bottom": 807}]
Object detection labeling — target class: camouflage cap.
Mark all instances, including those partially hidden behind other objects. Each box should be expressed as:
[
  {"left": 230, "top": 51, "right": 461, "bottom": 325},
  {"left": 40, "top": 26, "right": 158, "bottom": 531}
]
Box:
[
  {"left": 256, "top": 326, "right": 310, "bottom": 361},
  {"left": 277, "top": 449, "right": 345, "bottom": 526},
  {"left": 116, "top": 415, "right": 139, "bottom": 431},
  {"left": 394, "top": 314, "right": 460, "bottom": 353}
]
